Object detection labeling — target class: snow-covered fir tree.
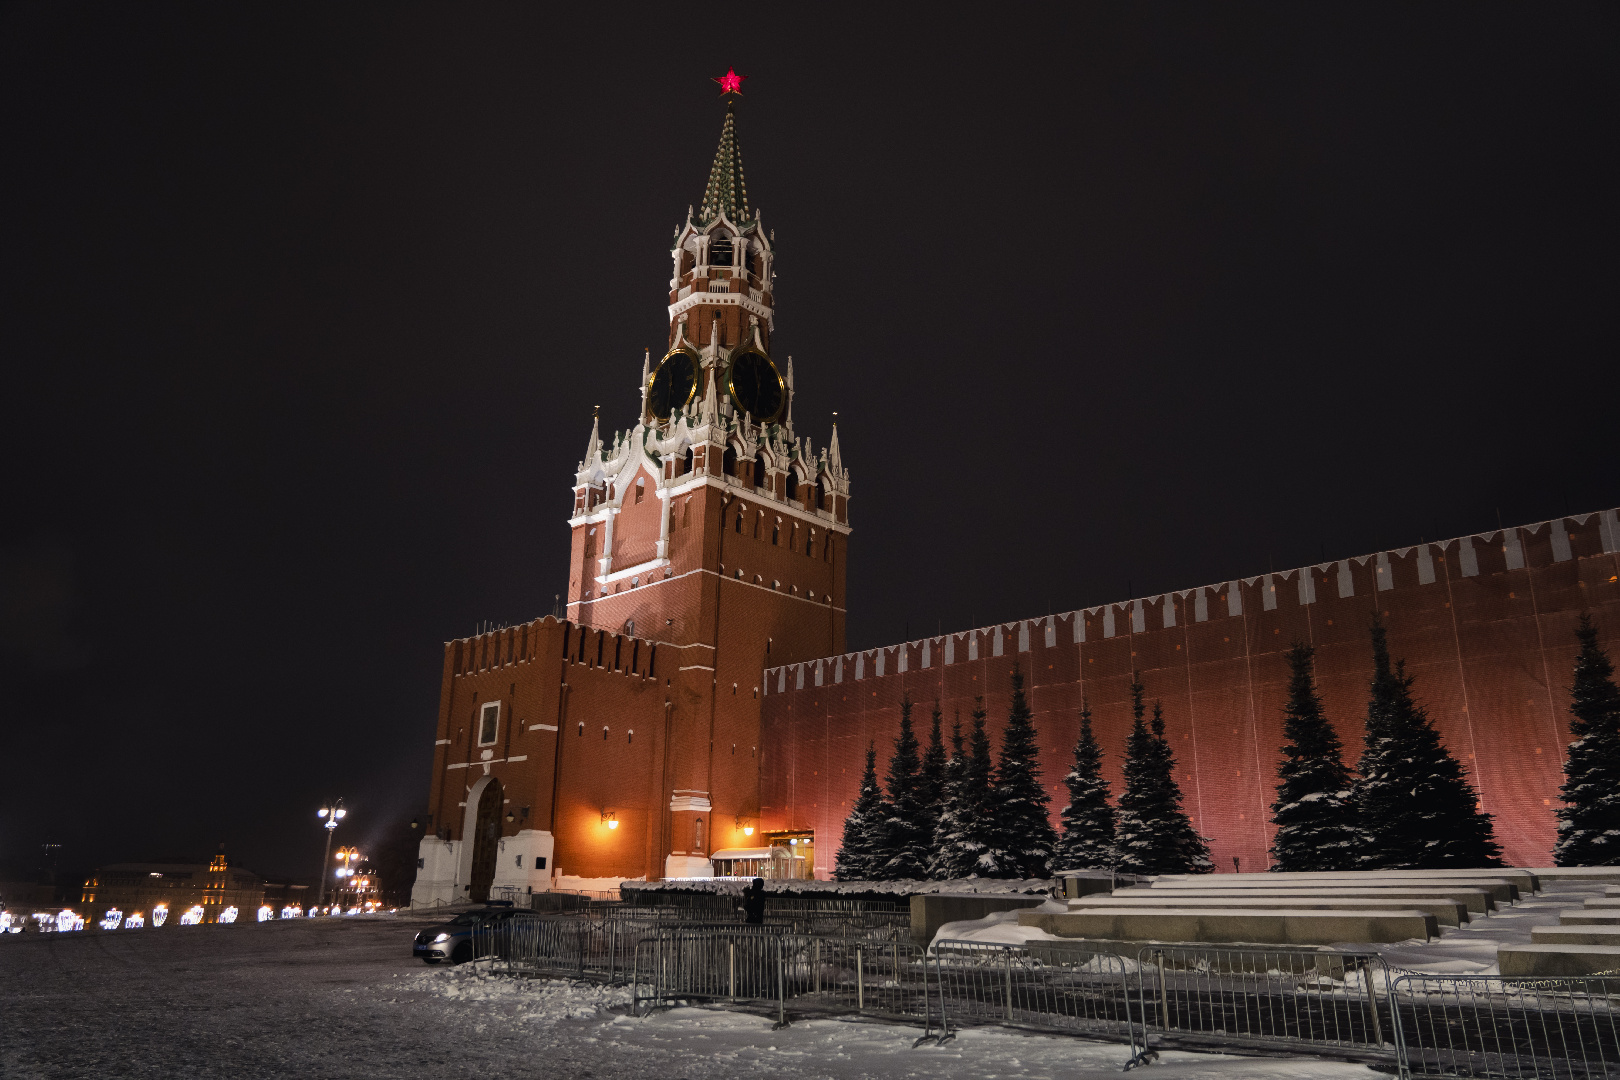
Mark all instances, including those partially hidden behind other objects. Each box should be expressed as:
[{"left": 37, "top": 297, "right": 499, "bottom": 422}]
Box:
[
  {"left": 931, "top": 700, "right": 996, "bottom": 878},
  {"left": 1353, "top": 618, "right": 1503, "bottom": 869},
  {"left": 927, "top": 715, "right": 968, "bottom": 879},
  {"left": 1555, "top": 614, "right": 1620, "bottom": 866},
  {"left": 1114, "top": 678, "right": 1213, "bottom": 875},
  {"left": 876, "top": 695, "right": 931, "bottom": 879},
  {"left": 1269, "top": 643, "right": 1359, "bottom": 871},
  {"left": 1053, "top": 699, "right": 1116, "bottom": 871},
  {"left": 982, "top": 667, "right": 1059, "bottom": 877},
  {"left": 833, "top": 742, "right": 885, "bottom": 880},
  {"left": 920, "top": 702, "right": 948, "bottom": 819}
]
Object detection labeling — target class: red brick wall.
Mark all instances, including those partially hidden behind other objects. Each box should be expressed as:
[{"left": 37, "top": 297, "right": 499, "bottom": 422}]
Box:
[{"left": 761, "top": 512, "right": 1620, "bottom": 874}]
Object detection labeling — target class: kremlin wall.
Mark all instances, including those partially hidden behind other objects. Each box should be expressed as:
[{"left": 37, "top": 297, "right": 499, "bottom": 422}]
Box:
[{"left": 760, "top": 509, "right": 1620, "bottom": 873}]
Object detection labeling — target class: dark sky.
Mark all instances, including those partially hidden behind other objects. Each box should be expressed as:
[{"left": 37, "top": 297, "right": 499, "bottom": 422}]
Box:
[{"left": 3, "top": 6, "right": 1616, "bottom": 885}]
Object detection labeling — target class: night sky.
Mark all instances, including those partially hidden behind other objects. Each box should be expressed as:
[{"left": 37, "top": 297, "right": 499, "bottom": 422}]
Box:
[{"left": 3, "top": 6, "right": 1616, "bottom": 886}]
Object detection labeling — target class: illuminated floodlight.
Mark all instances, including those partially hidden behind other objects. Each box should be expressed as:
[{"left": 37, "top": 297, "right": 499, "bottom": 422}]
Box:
[
  {"left": 152, "top": 904, "right": 169, "bottom": 927},
  {"left": 56, "top": 909, "right": 85, "bottom": 932},
  {"left": 99, "top": 909, "right": 124, "bottom": 930},
  {"left": 0, "top": 912, "right": 12, "bottom": 933},
  {"left": 218, "top": 906, "right": 239, "bottom": 924},
  {"left": 281, "top": 905, "right": 302, "bottom": 920},
  {"left": 125, "top": 913, "right": 145, "bottom": 929},
  {"left": 257, "top": 905, "right": 274, "bottom": 922},
  {"left": 179, "top": 905, "right": 205, "bottom": 926},
  {"left": 318, "top": 808, "right": 329, "bottom": 818}
]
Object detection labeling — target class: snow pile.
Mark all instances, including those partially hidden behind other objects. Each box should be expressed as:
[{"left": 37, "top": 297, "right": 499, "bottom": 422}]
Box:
[
  {"left": 930, "top": 901, "right": 1069, "bottom": 950},
  {"left": 416, "top": 968, "right": 631, "bottom": 1019}
]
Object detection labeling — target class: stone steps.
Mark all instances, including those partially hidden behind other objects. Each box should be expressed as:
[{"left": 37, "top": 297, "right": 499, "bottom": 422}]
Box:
[
  {"left": 1019, "top": 906, "right": 1437, "bottom": 945},
  {"left": 1118, "top": 884, "right": 1495, "bottom": 914},
  {"left": 1146, "top": 876, "right": 1522, "bottom": 904},
  {"left": 1498, "top": 944, "right": 1620, "bottom": 977},
  {"left": 1531, "top": 925, "right": 1620, "bottom": 947},
  {"left": 1065, "top": 893, "right": 1466, "bottom": 927}
]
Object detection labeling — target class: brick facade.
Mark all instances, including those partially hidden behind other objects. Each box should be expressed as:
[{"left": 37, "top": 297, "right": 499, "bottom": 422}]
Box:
[{"left": 761, "top": 510, "right": 1620, "bottom": 874}]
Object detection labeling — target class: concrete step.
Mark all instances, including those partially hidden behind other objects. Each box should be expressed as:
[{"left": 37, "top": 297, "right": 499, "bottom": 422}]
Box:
[
  {"left": 1156, "top": 868, "right": 1538, "bottom": 891},
  {"left": 1019, "top": 906, "right": 1437, "bottom": 945},
  {"left": 1583, "top": 897, "right": 1620, "bottom": 908},
  {"left": 1066, "top": 893, "right": 1466, "bottom": 927},
  {"left": 1498, "top": 943, "right": 1620, "bottom": 977},
  {"left": 1532, "top": 925, "right": 1620, "bottom": 946},
  {"left": 1524, "top": 867, "right": 1620, "bottom": 886},
  {"left": 1557, "top": 912, "right": 1620, "bottom": 925},
  {"left": 1116, "top": 885, "right": 1495, "bottom": 914},
  {"left": 1146, "top": 876, "right": 1521, "bottom": 903}
]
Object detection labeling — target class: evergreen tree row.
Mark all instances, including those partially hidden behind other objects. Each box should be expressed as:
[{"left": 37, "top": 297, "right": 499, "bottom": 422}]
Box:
[{"left": 835, "top": 614, "right": 1620, "bottom": 880}]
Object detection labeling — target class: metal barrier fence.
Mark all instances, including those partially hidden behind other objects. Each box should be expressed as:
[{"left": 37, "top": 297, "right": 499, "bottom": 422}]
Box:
[
  {"left": 463, "top": 909, "right": 1620, "bottom": 1078},
  {"left": 1390, "top": 974, "right": 1620, "bottom": 1079},
  {"left": 1129, "top": 945, "right": 1390, "bottom": 1064},
  {"left": 631, "top": 929, "right": 942, "bottom": 1036},
  {"left": 931, "top": 940, "right": 1133, "bottom": 1041}
]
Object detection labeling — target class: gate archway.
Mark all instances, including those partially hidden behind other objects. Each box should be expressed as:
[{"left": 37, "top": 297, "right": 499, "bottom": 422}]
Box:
[{"left": 468, "top": 777, "right": 504, "bottom": 902}]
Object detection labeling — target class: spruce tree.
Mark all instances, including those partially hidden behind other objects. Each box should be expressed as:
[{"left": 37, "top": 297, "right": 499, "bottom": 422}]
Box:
[
  {"left": 1115, "top": 678, "right": 1212, "bottom": 874},
  {"left": 932, "top": 700, "right": 996, "bottom": 878},
  {"left": 982, "top": 666, "right": 1059, "bottom": 878},
  {"left": 1353, "top": 618, "right": 1503, "bottom": 869},
  {"left": 1269, "top": 643, "right": 1359, "bottom": 871},
  {"left": 920, "top": 702, "right": 948, "bottom": 819},
  {"left": 1054, "top": 699, "right": 1117, "bottom": 871},
  {"left": 833, "top": 742, "right": 884, "bottom": 881},
  {"left": 877, "top": 695, "right": 931, "bottom": 879},
  {"left": 928, "top": 716, "right": 968, "bottom": 879},
  {"left": 1555, "top": 615, "right": 1620, "bottom": 866}
]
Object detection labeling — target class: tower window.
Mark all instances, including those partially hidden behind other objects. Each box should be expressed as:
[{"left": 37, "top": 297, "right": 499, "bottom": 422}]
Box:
[
  {"left": 709, "top": 238, "right": 733, "bottom": 267},
  {"left": 722, "top": 446, "right": 738, "bottom": 476},
  {"left": 635, "top": 477, "right": 645, "bottom": 503},
  {"left": 707, "top": 280, "right": 730, "bottom": 293},
  {"left": 627, "top": 729, "right": 634, "bottom": 744},
  {"left": 477, "top": 702, "right": 500, "bottom": 746},
  {"left": 785, "top": 472, "right": 797, "bottom": 500},
  {"left": 683, "top": 447, "right": 694, "bottom": 476},
  {"left": 807, "top": 531, "right": 815, "bottom": 558},
  {"left": 578, "top": 722, "right": 583, "bottom": 736},
  {"left": 772, "top": 523, "right": 780, "bottom": 546},
  {"left": 735, "top": 510, "right": 744, "bottom": 533},
  {"left": 603, "top": 726, "right": 609, "bottom": 741},
  {"left": 694, "top": 818, "right": 704, "bottom": 850}
]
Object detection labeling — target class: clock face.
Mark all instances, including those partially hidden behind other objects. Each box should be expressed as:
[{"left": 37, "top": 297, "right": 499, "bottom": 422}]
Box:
[
  {"left": 647, "top": 349, "right": 698, "bottom": 421},
  {"left": 726, "top": 349, "right": 784, "bottom": 422}
]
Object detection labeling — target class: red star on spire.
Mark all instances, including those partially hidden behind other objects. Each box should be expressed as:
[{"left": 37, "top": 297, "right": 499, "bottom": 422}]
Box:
[{"left": 712, "top": 67, "right": 747, "bottom": 96}]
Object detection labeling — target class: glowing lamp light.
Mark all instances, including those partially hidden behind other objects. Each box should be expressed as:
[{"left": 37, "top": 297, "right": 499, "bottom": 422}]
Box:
[
  {"left": 125, "top": 913, "right": 145, "bottom": 929},
  {"left": 179, "top": 905, "right": 205, "bottom": 926},
  {"left": 152, "top": 904, "right": 169, "bottom": 928},
  {"left": 57, "top": 909, "right": 85, "bottom": 932},
  {"left": 743, "top": 826, "right": 754, "bottom": 836},
  {"left": 99, "top": 909, "right": 124, "bottom": 930},
  {"left": 601, "top": 810, "right": 618, "bottom": 829},
  {"left": 218, "top": 906, "right": 239, "bottom": 925},
  {"left": 281, "top": 905, "right": 302, "bottom": 920},
  {"left": 257, "top": 905, "right": 274, "bottom": 922}
]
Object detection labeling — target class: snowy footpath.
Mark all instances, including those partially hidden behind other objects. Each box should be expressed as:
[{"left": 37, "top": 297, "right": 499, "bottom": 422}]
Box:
[{"left": 0, "top": 913, "right": 1379, "bottom": 1079}]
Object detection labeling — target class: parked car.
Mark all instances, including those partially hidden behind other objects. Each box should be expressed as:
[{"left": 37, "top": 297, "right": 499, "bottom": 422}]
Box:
[{"left": 412, "top": 902, "right": 537, "bottom": 965}]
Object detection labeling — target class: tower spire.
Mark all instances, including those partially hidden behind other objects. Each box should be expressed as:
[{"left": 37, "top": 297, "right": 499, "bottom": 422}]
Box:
[{"left": 698, "top": 102, "right": 749, "bottom": 224}]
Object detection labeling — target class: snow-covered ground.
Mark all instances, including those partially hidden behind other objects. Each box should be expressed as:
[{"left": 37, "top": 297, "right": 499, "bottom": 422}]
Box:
[
  {"left": 0, "top": 911, "right": 1379, "bottom": 1078},
  {"left": 931, "top": 883, "right": 1612, "bottom": 976}
]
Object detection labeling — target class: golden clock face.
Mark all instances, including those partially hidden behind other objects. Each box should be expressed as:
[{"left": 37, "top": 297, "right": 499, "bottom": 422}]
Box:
[
  {"left": 647, "top": 349, "right": 699, "bottom": 421},
  {"left": 726, "top": 349, "right": 784, "bottom": 423}
]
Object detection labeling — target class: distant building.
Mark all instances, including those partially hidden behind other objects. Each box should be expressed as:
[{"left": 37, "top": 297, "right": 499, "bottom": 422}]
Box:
[{"left": 82, "top": 849, "right": 264, "bottom": 924}]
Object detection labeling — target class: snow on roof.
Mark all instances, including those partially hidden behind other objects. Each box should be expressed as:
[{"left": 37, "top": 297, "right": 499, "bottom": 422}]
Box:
[{"left": 708, "top": 848, "right": 802, "bottom": 860}]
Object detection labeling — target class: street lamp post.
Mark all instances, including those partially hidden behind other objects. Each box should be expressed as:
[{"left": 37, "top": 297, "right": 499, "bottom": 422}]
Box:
[{"left": 315, "top": 800, "right": 346, "bottom": 909}]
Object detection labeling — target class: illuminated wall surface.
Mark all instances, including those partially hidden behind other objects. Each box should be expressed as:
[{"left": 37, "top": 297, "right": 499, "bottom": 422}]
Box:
[{"left": 761, "top": 509, "right": 1620, "bottom": 872}]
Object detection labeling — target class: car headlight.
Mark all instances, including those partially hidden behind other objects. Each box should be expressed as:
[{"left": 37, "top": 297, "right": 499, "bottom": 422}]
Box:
[{"left": 432, "top": 932, "right": 451, "bottom": 943}]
